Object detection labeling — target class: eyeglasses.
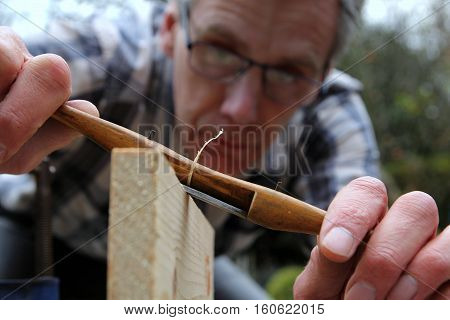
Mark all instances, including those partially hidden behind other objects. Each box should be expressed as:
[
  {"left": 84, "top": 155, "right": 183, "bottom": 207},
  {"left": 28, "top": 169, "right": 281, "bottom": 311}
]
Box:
[{"left": 178, "top": 0, "right": 323, "bottom": 107}]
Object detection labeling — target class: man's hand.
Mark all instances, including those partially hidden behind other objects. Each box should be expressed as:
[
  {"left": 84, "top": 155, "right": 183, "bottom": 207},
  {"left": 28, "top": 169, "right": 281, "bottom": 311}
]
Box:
[
  {"left": 294, "top": 176, "right": 449, "bottom": 299},
  {"left": 0, "top": 26, "right": 98, "bottom": 174}
]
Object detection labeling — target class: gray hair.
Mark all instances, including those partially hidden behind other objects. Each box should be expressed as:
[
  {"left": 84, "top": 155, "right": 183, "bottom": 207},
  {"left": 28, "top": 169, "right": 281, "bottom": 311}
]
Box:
[{"left": 176, "top": 0, "right": 364, "bottom": 63}]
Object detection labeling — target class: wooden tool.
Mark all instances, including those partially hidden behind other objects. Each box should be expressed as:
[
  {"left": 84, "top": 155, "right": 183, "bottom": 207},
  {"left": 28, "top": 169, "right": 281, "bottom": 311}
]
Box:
[{"left": 52, "top": 104, "right": 326, "bottom": 235}]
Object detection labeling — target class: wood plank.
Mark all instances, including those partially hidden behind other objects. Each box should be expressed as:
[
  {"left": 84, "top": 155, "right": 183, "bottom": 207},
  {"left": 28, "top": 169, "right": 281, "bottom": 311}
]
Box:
[{"left": 108, "top": 148, "right": 214, "bottom": 299}]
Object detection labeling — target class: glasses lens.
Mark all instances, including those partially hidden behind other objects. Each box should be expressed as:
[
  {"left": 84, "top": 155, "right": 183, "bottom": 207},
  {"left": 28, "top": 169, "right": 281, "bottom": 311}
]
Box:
[
  {"left": 189, "top": 43, "right": 247, "bottom": 80},
  {"left": 265, "top": 68, "right": 320, "bottom": 106}
]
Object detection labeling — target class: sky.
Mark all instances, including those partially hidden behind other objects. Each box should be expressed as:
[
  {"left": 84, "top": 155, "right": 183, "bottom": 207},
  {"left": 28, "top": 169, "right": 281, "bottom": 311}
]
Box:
[{"left": 363, "top": 0, "right": 433, "bottom": 25}]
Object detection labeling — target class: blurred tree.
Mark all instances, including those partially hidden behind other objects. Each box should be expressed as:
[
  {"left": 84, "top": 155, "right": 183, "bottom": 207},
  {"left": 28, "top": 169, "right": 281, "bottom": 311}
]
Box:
[{"left": 338, "top": 1, "right": 450, "bottom": 228}]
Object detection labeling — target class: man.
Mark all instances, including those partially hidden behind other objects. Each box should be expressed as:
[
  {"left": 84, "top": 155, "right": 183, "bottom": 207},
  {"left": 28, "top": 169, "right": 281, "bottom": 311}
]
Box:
[{"left": 0, "top": 0, "right": 448, "bottom": 299}]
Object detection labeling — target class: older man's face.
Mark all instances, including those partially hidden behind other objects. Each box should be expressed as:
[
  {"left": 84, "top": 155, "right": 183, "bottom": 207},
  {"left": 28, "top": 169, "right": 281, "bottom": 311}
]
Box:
[{"left": 169, "top": 0, "right": 339, "bottom": 176}]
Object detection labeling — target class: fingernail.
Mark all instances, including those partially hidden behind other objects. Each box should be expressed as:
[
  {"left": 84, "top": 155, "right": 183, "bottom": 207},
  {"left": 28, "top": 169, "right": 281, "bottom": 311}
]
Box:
[
  {"left": 388, "top": 274, "right": 417, "bottom": 300},
  {"left": 322, "top": 227, "right": 355, "bottom": 258},
  {"left": 346, "top": 281, "right": 376, "bottom": 300}
]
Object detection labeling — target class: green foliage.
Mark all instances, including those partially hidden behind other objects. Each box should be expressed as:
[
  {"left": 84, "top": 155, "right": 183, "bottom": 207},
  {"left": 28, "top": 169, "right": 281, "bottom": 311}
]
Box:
[
  {"left": 337, "top": 9, "right": 450, "bottom": 227},
  {"left": 265, "top": 265, "right": 304, "bottom": 300}
]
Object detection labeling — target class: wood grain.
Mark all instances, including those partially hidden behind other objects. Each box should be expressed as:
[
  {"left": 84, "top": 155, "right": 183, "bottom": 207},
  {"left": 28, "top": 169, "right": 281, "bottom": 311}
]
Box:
[
  {"left": 54, "top": 104, "right": 326, "bottom": 235},
  {"left": 108, "top": 148, "right": 214, "bottom": 299}
]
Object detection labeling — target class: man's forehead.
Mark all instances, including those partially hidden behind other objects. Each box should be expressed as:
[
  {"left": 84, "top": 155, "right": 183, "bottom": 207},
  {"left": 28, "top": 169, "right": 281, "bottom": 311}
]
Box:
[
  {"left": 189, "top": 0, "right": 339, "bottom": 69},
  {"left": 189, "top": 0, "right": 339, "bottom": 28}
]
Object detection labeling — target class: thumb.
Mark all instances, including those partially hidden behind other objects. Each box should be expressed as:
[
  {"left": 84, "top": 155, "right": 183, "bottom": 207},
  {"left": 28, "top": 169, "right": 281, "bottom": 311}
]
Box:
[
  {"left": 65, "top": 99, "right": 100, "bottom": 117},
  {"left": 294, "top": 177, "right": 388, "bottom": 299},
  {"left": 293, "top": 245, "right": 356, "bottom": 299}
]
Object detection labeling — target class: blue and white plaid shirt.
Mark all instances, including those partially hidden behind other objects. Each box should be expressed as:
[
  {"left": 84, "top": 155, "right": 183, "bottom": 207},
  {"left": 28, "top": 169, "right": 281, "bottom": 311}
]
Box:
[{"left": 25, "top": 1, "right": 379, "bottom": 259}]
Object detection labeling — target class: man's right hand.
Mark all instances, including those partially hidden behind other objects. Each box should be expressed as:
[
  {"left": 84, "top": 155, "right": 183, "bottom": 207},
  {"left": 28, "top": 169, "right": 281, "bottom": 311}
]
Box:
[{"left": 0, "top": 26, "right": 99, "bottom": 174}]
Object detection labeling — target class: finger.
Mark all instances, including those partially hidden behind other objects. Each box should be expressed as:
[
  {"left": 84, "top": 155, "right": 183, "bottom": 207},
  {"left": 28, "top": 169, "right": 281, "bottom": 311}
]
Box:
[
  {"left": 344, "top": 191, "right": 439, "bottom": 299},
  {"left": 0, "top": 27, "right": 32, "bottom": 99},
  {"left": 0, "top": 100, "right": 99, "bottom": 174},
  {"left": 387, "top": 225, "right": 450, "bottom": 299},
  {"left": 294, "top": 176, "right": 387, "bottom": 299},
  {"left": 0, "top": 53, "right": 71, "bottom": 164},
  {"left": 429, "top": 281, "right": 450, "bottom": 300},
  {"left": 319, "top": 176, "right": 388, "bottom": 263},
  {"left": 293, "top": 246, "right": 356, "bottom": 299}
]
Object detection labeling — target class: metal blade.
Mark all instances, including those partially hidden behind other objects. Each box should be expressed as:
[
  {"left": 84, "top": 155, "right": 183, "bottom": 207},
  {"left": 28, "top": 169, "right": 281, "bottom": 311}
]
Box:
[{"left": 182, "top": 185, "right": 248, "bottom": 219}]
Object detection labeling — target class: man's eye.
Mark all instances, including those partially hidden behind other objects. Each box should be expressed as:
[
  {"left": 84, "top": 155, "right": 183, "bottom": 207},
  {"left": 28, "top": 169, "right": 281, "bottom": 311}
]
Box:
[
  {"left": 266, "top": 69, "right": 298, "bottom": 84},
  {"left": 205, "top": 47, "right": 239, "bottom": 65}
]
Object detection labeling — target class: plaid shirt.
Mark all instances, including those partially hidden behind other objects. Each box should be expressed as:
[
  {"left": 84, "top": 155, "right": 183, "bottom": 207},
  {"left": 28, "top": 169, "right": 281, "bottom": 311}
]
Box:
[{"left": 25, "top": 1, "right": 379, "bottom": 259}]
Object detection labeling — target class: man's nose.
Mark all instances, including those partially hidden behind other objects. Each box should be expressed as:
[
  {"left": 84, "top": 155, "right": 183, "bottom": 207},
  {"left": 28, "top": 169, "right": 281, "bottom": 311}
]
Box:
[{"left": 219, "top": 68, "right": 262, "bottom": 124}]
